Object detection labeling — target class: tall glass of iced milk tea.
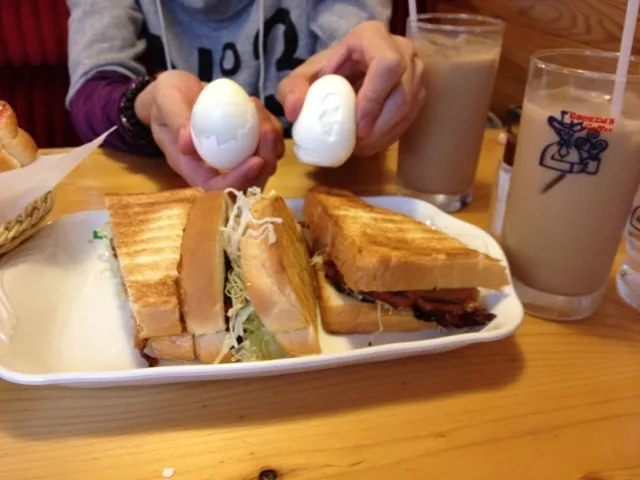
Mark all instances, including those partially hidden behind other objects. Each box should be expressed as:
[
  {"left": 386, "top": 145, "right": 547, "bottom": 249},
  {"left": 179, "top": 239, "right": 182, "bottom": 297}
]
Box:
[
  {"left": 397, "top": 14, "right": 504, "bottom": 212},
  {"left": 501, "top": 50, "right": 640, "bottom": 320}
]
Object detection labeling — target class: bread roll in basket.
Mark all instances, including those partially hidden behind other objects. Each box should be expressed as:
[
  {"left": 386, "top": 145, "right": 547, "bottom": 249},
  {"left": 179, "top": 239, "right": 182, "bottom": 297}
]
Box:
[{"left": 0, "top": 101, "right": 54, "bottom": 255}]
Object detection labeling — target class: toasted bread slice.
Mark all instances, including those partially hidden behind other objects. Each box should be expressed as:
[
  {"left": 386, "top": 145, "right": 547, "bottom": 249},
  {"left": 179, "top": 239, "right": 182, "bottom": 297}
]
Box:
[
  {"left": 240, "top": 195, "right": 320, "bottom": 356},
  {"left": 194, "top": 332, "right": 230, "bottom": 364},
  {"left": 105, "top": 188, "right": 203, "bottom": 340},
  {"left": 147, "top": 334, "right": 195, "bottom": 362},
  {"left": 132, "top": 325, "right": 196, "bottom": 364},
  {"left": 304, "top": 186, "right": 509, "bottom": 292},
  {"left": 179, "top": 191, "right": 228, "bottom": 363},
  {"left": 273, "top": 328, "right": 320, "bottom": 356},
  {"left": 314, "top": 263, "right": 435, "bottom": 333}
]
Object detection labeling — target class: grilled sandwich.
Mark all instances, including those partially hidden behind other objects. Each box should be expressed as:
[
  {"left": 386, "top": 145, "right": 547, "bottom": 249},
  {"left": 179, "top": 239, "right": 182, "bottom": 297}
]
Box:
[
  {"left": 238, "top": 193, "right": 320, "bottom": 357},
  {"left": 178, "top": 189, "right": 228, "bottom": 364},
  {"left": 303, "top": 187, "right": 510, "bottom": 333},
  {"left": 179, "top": 188, "right": 320, "bottom": 363},
  {"left": 105, "top": 188, "right": 203, "bottom": 364},
  {"left": 106, "top": 187, "right": 320, "bottom": 366}
]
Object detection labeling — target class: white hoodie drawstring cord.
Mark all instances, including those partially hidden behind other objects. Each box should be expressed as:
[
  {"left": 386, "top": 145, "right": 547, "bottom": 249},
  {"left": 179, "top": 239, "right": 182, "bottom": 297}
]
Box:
[
  {"left": 155, "top": 0, "right": 265, "bottom": 102},
  {"left": 258, "top": 0, "right": 265, "bottom": 103},
  {"left": 156, "top": 0, "right": 173, "bottom": 70}
]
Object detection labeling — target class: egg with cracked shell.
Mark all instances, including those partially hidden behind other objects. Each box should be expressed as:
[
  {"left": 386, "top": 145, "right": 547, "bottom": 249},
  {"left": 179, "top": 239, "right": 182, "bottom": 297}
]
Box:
[
  {"left": 292, "top": 74, "right": 356, "bottom": 168},
  {"left": 191, "top": 78, "right": 260, "bottom": 171}
]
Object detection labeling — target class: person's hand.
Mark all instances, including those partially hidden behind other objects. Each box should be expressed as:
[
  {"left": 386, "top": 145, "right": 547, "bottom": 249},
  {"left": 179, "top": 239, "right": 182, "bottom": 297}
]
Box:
[
  {"left": 135, "top": 70, "right": 284, "bottom": 190},
  {"left": 278, "top": 21, "right": 425, "bottom": 157}
]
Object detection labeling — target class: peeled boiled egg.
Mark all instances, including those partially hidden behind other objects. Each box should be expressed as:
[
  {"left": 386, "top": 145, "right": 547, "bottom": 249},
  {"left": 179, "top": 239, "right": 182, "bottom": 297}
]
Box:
[
  {"left": 191, "top": 78, "right": 260, "bottom": 171},
  {"left": 292, "top": 74, "right": 356, "bottom": 168}
]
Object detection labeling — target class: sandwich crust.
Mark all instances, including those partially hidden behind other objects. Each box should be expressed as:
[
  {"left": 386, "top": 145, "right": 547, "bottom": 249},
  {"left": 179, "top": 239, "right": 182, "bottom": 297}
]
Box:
[
  {"left": 314, "top": 263, "right": 436, "bottom": 333},
  {"left": 132, "top": 324, "right": 197, "bottom": 364},
  {"left": 180, "top": 191, "right": 228, "bottom": 363},
  {"left": 148, "top": 334, "right": 195, "bottom": 362},
  {"left": 275, "top": 328, "right": 322, "bottom": 356},
  {"left": 180, "top": 191, "right": 227, "bottom": 336},
  {"left": 304, "top": 186, "right": 509, "bottom": 292},
  {"left": 195, "top": 332, "right": 230, "bottom": 364},
  {"left": 240, "top": 195, "right": 320, "bottom": 356}
]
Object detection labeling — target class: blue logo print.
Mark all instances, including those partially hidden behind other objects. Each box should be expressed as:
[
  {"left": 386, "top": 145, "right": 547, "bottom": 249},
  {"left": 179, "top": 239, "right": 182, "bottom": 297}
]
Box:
[
  {"left": 540, "top": 111, "right": 610, "bottom": 193},
  {"left": 631, "top": 206, "right": 640, "bottom": 233}
]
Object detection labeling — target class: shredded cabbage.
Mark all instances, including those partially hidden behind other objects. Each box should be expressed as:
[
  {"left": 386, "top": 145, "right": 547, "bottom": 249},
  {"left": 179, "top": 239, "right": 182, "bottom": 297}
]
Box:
[
  {"left": 217, "top": 187, "right": 285, "bottom": 362},
  {"left": 233, "top": 312, "right": 287, "bottom": 362},
  {"left": 221, "top": 187, "right": 282, "bottom": 266}
]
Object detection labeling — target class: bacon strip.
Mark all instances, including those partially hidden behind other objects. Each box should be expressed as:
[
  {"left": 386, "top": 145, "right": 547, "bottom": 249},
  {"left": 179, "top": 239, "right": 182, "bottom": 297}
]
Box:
[{"left": 324, "top": 260, "right": 495, "bottom": 328}]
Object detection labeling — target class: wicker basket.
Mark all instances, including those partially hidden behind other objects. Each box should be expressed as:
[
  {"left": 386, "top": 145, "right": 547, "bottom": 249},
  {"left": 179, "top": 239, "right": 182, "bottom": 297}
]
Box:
[{"left": 0, "top": 191, "right": 54, "bottom": 256}]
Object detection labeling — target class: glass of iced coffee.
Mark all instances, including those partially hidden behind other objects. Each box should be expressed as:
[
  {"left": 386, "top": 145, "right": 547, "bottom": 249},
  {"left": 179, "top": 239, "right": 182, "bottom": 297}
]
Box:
[
  {"left": 397, "top": 14, "right": 504, "bottom": 212},
  {"left": 501, "top": 50, "right": 640, "bottom": 320}
]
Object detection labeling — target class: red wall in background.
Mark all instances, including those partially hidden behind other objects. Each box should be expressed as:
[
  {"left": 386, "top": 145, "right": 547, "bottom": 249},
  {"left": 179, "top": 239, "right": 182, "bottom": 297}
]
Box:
[{"left": 0, "top": 0, "right": 79, "bottom": 148}]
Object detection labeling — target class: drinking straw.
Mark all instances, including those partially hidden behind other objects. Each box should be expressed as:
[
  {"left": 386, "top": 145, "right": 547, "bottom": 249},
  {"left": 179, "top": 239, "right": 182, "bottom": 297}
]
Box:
[
  {"left": 611, "top": 0, "right": 640, "bottom": 117},
  {"left": 543, "top": 1, "right": 638, "bottom": 194},
  {"left": 408, "top": 0, "right": 418, "bottom": 26}
]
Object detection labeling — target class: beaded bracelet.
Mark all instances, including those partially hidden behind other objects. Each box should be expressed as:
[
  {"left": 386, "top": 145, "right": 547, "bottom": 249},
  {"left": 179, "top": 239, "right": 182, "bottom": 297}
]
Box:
[{"left": 118, "top": 76, "right": 156, "bottom": 144}]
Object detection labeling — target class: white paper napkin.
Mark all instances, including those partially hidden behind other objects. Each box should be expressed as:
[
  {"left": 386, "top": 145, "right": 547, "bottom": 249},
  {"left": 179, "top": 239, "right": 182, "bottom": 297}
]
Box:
[{"left": 0, "top": 127, "right": 116, "bottom": 224}]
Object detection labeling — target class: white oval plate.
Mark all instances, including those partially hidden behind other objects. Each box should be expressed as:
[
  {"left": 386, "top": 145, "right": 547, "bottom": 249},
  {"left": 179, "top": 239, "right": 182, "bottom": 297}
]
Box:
[{"left": 0, "top": 196, "right": 523, "bottom": 387}]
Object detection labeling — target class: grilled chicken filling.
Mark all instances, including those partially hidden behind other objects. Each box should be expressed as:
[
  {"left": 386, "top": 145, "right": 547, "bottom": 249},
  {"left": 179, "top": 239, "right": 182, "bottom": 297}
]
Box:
[{"left": 324, "top": 260, "right": 495, "bottom": 328}]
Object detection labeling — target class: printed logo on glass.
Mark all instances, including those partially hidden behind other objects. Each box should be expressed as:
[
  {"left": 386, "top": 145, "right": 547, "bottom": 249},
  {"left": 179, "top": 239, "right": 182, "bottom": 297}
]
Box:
[
  {"left": 539, "top": 111, "right": 614, "bottom": 193},
  {"left": 631, "top": 206, "right": 640, "bottom": 233}
]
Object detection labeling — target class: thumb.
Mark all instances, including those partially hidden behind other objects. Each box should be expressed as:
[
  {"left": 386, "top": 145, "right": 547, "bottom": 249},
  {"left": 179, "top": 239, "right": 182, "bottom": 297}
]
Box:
[
  {"left": 154, "top": 93, "right": 192, "bottom": 147},
  {"left": 277, "top": 44, "right": 348, "bottom": 123},
  {"left": 277, "top": 75, "right": 311, "bottom": 123},
  {"left": 203, "top": 156, "right": 265, "bottom": 191},
  {"left": 153, "top": 74, "right": 204, "bottom": 155}
]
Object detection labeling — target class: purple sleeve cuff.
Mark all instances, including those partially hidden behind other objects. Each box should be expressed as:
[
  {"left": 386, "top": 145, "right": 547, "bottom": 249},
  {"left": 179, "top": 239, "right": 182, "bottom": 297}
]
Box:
[{"left": 68, "top": 71, "right": 160, "bottom": 157}]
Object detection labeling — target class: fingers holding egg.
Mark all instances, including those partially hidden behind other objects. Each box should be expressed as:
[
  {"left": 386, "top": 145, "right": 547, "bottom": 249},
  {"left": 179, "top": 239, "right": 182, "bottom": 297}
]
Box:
[
  {"left": 250, "top": 100, "right": 283, "bottom": 188},
  {"left": 291, "top": 75, "right": 357, "bottom": 168},
  {"left": 252, "top": 98, "right": 285, "bottom": 165},
  {"left": 190, "top": 78, "right": 260, "bottom": 171},
  {"left": 192, "top": 75, "right": 357, "bottom": 173},
  {"left": 201, "top": 156, "right": 266, "bottom": 192}
]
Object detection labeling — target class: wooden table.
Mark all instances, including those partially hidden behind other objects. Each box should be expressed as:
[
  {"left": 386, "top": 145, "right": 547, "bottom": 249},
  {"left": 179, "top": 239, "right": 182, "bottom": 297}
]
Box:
[{"left": 2, "top": 132, "right": 639, "bottom": 480}]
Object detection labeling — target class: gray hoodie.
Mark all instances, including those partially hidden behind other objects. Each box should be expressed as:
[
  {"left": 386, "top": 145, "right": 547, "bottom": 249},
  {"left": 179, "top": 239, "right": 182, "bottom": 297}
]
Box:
[{"left": 67, "top": 0, "right": 392, "bottom": 118}]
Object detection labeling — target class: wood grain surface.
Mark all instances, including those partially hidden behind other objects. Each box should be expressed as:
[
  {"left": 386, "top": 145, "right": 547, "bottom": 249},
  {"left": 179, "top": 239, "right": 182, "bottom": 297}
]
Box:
[
  {"left": 1, "top": 134, "right": 639, "bottom": 480},
  {"left": 436, "top": 0, "right": 640, "bottom": 118}
]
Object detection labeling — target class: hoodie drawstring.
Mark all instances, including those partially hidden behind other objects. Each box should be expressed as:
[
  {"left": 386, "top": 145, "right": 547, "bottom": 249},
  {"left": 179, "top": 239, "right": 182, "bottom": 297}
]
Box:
[
  {"left": 155, "top": 0, "right": 173, "bottom": 70},
  {"left": 155, "top": 0, "right": 265, "bottom": 103},
  {"left": 258, "top": 0, "right": 265, "bottom": 103}
]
